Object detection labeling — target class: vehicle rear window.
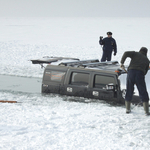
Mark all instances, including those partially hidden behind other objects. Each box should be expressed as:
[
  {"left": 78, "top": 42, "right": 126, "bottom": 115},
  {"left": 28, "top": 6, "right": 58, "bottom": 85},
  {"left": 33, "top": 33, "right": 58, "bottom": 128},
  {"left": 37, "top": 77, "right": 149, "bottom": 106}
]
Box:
[
  {"left": 70, "top": 72, "right": 89, "bottom": 86},
  {"left": 94, "top": 75, "right": 115, "bottom": 89},
  {"left": 44, "top": 70, "right": 65, "bottom": 82}
]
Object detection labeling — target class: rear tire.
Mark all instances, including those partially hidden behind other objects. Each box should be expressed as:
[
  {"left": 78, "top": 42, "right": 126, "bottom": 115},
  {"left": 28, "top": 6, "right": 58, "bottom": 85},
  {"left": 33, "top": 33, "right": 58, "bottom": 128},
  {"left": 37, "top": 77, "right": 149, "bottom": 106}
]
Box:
[{"left": 122, "top": 89, "right": 126, "bottom": 99}]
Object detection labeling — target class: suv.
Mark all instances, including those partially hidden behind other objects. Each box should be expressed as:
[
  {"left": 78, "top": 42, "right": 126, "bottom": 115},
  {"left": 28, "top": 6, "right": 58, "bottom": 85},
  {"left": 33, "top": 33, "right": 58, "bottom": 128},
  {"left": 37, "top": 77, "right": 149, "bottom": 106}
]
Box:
[{"left": 31, "top": 56, "right": 150, "bottom": 104}]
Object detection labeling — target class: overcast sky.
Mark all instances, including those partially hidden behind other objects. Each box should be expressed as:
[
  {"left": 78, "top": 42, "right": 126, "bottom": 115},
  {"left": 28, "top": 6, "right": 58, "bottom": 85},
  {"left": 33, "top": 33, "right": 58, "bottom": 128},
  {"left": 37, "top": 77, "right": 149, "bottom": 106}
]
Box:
[{"left": 0, "top": 0, "right": 150, "bottom": 17}]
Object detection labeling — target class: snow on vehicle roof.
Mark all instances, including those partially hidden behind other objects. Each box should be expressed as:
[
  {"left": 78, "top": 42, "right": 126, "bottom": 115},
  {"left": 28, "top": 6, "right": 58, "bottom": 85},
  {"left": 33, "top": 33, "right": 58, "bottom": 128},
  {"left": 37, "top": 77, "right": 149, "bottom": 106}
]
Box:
[{"left": 30, "top": 56, "right": 127, "bottom": 74}]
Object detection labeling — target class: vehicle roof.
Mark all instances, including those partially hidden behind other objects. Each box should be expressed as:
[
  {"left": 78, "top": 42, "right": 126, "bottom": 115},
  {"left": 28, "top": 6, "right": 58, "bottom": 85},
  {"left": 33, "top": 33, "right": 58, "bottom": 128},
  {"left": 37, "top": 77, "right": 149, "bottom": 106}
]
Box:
[
  {"left": 45, "top": 62, "right": 122, "bottom": 76},
  {"left": 30, "top": 56, "right": 126, "bottom": 75}
]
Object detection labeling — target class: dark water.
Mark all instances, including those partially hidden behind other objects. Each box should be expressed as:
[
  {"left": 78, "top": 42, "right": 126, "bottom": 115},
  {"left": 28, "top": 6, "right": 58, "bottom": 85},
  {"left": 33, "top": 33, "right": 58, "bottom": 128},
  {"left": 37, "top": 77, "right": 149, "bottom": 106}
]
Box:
[{"left": 0, "top": 75, "right": 42, "bottom": 94}]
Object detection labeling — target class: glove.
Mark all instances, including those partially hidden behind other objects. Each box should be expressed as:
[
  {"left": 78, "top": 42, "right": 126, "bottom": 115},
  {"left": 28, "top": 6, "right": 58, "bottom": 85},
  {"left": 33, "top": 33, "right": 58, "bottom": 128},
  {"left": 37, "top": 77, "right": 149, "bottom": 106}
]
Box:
[
  {"left": 114, "top": 52, "right": 116, "bottom": 56},
  {"left": 100, "top": 36, "right": 103, "bottom": 40}
]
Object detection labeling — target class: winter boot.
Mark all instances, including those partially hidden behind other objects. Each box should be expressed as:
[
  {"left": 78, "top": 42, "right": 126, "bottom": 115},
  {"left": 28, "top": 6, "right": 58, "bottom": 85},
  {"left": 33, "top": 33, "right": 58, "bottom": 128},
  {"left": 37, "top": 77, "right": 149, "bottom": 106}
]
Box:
[
  {"left": 125, "top": 101, "right": 131, "bottom": 113},
  {"left": 143, "top": 102, "right": 150, "bottom": 116}
]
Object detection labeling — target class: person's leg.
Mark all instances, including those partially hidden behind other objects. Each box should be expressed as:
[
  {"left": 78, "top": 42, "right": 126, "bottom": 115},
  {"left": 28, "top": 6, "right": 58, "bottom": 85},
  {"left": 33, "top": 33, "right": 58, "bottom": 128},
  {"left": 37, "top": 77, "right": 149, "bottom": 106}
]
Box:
[
  {"left": 135, "top": 71, "right": 149, "bottom": 102},
  {"left": 106, "top": 51, "right": 112, "bottom": 61},
  {"left": 135, "top": 70, "right": 149, "bottom": 115},
  {"left": 101, "top": 51, "right": 107, "bottom": 62},
  {"left": 125, "top": 70, "right": 135, "bottom": 101},
  {"left": 125, "top": 70, "right": 135, "bottom": 113}
]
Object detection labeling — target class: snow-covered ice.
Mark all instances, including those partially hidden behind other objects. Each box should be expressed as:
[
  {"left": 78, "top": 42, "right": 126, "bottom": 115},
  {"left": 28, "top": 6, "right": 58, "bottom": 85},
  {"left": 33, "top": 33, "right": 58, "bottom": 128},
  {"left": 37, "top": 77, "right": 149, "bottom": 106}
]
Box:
[{"left": 0, "top": 17, "right": 150, "bottom": 150}]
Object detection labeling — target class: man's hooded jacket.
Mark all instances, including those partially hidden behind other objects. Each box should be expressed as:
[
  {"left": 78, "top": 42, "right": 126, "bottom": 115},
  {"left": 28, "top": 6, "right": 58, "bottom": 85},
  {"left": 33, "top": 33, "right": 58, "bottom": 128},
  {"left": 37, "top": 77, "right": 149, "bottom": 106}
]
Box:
[{"left": 121, "top": 47, "right": 149, "bottom": 75}]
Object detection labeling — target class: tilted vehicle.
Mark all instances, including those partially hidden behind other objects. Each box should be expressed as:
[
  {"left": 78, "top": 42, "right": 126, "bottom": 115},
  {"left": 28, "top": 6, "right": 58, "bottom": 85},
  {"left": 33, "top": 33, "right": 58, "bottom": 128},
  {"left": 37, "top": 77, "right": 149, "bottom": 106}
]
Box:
[{"left": 31, "top": 56, "right": 150, "bottom": 104}]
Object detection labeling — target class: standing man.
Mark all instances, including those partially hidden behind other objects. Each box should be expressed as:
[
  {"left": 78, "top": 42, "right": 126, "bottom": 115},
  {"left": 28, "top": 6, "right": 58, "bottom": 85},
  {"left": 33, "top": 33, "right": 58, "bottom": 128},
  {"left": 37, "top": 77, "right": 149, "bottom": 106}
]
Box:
[
  {"left": 120, "top": 47, "right": 150, "bottom": 115},
  {"left": 99, "top": 31, "right": 117, "bottom": 62}
]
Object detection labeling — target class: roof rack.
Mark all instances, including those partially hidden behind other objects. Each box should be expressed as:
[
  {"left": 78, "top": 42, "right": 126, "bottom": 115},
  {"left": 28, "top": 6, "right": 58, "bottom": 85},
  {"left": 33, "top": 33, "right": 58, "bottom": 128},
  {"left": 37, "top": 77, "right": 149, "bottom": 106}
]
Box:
[
  {"left": 59, "top": 59, "right": 99, "bottom": 66},
  {"left": 80, "top": 61, "right": 119, "bottom": 68},
  {"left": 31, "top": 56, "right": 79, "bottom": 64}
]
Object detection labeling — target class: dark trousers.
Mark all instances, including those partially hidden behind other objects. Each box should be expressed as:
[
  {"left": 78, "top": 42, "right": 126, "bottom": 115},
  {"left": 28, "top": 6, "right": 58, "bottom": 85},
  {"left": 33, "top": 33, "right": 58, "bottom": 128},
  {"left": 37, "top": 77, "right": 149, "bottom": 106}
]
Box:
[
  {"left": 101, "top": 50, "right": 112, "bottom": 62},
  {"left": 125, "top": 69, "right": 149, "bottom": 102}
]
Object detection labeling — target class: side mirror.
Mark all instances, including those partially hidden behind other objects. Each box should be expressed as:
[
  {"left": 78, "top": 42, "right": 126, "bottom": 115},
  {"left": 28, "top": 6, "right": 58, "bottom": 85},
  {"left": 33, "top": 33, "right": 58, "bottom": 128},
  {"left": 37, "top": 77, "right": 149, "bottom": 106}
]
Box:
[{"left": 106, "top": 83, "right": 115, "bottom": 91}]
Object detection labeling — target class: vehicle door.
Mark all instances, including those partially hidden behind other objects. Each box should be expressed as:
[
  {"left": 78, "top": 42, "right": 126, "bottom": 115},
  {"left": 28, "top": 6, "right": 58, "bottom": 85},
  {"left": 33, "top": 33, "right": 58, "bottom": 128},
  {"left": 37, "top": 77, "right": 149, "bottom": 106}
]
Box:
[
  {"left": 90, "top": 73, "right": 118, "bottom": 101},
  {"left": 65, "top": 71, "right": 90, "bottom": 98},
  {"left": 42, "top": 69, "right": 66, "bottom": 94}
]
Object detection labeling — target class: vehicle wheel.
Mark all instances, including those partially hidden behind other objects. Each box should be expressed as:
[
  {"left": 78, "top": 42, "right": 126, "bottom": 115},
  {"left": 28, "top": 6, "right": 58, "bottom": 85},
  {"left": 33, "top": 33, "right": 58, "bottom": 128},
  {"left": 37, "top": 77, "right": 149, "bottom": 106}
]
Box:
[{"left": 122, "top": 89, "right": 126, "bottom": 99}]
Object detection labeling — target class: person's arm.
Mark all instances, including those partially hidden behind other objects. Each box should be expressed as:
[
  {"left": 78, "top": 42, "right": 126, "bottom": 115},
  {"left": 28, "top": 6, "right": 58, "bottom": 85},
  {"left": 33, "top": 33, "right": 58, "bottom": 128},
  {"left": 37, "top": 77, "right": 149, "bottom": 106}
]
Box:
[
  {"left": 120, "top": 51, "right": 135, "bottom": 64},
  {"left": 113, "top": 39, "right": 117, "bottom": 55},
  {"left": 99, "top": 36, "right": 104, "bottom": 45}
]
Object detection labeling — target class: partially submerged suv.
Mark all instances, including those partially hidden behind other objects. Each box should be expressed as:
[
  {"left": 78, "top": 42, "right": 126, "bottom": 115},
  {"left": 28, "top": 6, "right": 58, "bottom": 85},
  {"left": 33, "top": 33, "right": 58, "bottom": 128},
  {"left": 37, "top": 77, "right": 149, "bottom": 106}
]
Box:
[{"left": 31, "top": 56, "right": 150, "bottom": 104}]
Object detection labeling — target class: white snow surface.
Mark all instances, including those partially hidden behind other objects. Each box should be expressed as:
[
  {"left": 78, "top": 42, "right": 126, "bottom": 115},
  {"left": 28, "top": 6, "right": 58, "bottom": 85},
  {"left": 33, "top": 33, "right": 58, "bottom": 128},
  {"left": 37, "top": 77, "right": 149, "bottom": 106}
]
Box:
[{"left": 0, "top": 17, "right": 150, "bottom": 150}]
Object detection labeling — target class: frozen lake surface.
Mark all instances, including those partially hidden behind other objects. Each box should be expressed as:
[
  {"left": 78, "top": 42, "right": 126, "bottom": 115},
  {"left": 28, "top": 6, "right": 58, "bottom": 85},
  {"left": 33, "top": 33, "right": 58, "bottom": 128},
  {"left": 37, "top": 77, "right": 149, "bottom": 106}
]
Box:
[{"left": 0, "top": 17, "right": 150, "bottom": 150}]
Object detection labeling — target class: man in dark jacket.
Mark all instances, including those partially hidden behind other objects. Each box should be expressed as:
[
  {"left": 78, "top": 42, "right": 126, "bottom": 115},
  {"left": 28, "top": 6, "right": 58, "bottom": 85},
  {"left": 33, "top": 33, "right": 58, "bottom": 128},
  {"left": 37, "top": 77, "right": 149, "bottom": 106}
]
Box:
[
  {"left": 120, "top": 47, "right": 149, "bottom": 115},
  {"left": 99, "top": 32, "right": 117, "bottom": 62}
]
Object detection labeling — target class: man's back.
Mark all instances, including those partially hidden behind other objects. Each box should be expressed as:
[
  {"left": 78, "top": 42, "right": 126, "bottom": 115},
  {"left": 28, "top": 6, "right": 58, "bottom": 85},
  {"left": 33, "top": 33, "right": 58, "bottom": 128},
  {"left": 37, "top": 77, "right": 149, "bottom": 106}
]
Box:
[{"left": 121, "top": 51, "right": 149, "bottom": 75}]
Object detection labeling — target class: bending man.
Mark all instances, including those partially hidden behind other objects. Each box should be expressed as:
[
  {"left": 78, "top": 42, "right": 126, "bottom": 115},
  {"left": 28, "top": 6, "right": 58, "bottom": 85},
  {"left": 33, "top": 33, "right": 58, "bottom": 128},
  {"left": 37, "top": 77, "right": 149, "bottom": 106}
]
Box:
[{"left": 120, "top": 47, "right": 149, "bottom": 115}]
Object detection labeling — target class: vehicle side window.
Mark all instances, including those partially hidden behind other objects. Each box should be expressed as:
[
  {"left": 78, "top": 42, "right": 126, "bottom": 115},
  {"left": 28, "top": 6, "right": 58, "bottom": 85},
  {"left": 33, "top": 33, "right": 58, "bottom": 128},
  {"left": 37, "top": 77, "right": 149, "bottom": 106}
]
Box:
[
  {"left": 70, "top": 72, "right": 89, "bottom": 86},
  {"left": 44, "top": 70, "right": 65, "bottom": 82},
  {"left": 94, "top": 75, "right": 115, "bottom": 89}
]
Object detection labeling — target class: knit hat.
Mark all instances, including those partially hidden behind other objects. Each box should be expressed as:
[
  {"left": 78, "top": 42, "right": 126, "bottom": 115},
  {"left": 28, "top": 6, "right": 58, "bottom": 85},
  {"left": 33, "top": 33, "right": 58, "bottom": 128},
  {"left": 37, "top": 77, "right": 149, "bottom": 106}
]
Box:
[{"left": 139, "top": 47, "right": 148, "bottom": 56}]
